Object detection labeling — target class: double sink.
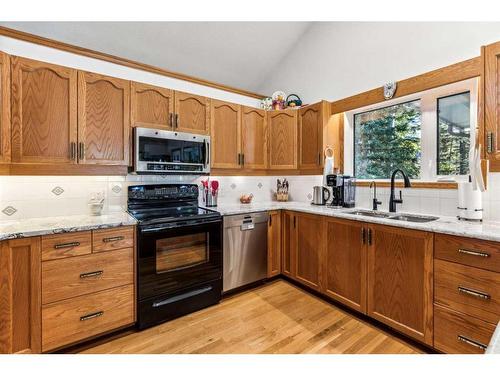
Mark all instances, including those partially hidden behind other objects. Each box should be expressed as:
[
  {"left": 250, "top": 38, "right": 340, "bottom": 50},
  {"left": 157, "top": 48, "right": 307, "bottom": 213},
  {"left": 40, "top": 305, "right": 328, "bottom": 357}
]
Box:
[{"left": 347, "top": 209, "right": 439, "bottom": 223}]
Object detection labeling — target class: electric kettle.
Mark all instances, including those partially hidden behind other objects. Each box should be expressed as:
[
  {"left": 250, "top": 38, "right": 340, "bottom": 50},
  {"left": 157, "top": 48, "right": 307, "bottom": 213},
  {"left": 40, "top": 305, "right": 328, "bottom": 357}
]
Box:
[{"left": 312, "top": 186, "right": 331, "bottom": 205}]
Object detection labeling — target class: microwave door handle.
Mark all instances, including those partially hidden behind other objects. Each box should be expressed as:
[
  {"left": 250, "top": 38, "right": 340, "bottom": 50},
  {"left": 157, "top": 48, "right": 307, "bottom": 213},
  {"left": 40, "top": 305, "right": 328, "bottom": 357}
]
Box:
[{"left": 204, "top": 139, "right": 210, "bottom": 168}]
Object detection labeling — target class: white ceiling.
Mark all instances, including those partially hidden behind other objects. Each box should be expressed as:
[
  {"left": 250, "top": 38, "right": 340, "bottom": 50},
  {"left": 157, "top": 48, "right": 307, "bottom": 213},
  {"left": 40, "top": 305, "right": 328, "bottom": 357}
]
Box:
[{"left": 0, "top": 22, "right": 312, "bottom": 94}]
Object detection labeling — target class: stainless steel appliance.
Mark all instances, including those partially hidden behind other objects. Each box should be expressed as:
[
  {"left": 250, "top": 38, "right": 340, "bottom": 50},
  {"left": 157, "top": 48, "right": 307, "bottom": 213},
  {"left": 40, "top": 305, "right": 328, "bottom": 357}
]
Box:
[
  {"left": 223, "top": 212, "right": 268, "bottom": 292},
  {"left": 326, "top": 174, "right": 356, "bottom": 208},
  {"left": 311, "top": 186, "right": 331, "bottom": 205},
  {"left": 134, "top": 127, "right": 210, "bottom": 174},
  {"left": 128, "top": 184, "right": 222, "bottom": 329}
]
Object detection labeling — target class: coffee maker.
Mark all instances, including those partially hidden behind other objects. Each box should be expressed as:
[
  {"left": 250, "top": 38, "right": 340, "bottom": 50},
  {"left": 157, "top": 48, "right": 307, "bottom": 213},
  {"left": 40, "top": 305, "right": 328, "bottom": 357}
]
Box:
[{"left": 326, "top": 174, "right": 356, "bottom": 208}]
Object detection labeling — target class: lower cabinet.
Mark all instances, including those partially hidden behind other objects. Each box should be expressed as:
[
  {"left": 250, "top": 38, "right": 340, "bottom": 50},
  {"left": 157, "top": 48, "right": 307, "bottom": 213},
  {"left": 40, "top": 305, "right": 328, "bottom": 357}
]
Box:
[
  {"left": 280, "top": 213, "right": 434, "bottom": 346},
  {"left": 0, "top": 226, "right": 135, "bottom": 354},
  {"left": 267, "top": 210, "right": 282, "bottom": 277},
  {"left": 323, "top": 218, "right": 367, "bottom": 313},
  {"left": 367, "top": 224, "right": 434, "bottom": 345}
]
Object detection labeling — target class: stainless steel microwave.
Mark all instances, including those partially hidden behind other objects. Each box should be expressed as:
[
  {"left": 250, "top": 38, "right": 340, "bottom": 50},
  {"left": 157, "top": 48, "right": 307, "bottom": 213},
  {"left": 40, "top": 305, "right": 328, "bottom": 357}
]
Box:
[{"left": 133, "top": 127, "right": 210, "bottom": 174}]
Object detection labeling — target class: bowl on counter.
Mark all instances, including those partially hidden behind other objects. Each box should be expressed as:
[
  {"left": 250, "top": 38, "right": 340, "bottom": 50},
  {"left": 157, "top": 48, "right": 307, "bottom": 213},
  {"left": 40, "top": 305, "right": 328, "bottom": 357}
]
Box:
[{"left": 239, "top": 194, "right": 254, "bottom": 204}]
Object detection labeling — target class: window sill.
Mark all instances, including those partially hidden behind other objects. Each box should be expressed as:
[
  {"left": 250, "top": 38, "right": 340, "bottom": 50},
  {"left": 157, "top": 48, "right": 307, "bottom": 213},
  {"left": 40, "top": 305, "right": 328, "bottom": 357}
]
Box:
[{"left": 354, "top": 180, "right": 458, "bottom": 189}]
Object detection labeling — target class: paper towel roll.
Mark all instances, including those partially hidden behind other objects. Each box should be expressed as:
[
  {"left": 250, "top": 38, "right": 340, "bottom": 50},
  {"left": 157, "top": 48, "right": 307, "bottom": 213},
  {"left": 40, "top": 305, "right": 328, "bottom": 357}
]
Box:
[{"left": 457, "top": 181, "right": 483, "bottom": 221}]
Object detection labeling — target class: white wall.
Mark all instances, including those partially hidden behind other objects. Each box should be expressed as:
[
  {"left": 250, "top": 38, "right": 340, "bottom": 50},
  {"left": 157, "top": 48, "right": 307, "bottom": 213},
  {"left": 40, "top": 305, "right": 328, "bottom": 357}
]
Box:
[
  {"left": 0, "top": 36, "right": 261, "bottom": 107},
  {"left": 257, "top": 22, "right": 500, "bottom": 104}
]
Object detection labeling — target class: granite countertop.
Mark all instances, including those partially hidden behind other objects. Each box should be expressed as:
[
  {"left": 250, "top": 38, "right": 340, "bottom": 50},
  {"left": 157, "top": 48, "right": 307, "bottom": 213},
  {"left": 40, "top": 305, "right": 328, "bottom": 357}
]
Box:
[
  {"left": 0, "top": 212, "right": 137, "bottom": 241},
  {"left": 486, "top": 322, "right": 500, "bottom": 354},
  {"left": 204, "top": 201, "right": 500, "bottom": 242}
]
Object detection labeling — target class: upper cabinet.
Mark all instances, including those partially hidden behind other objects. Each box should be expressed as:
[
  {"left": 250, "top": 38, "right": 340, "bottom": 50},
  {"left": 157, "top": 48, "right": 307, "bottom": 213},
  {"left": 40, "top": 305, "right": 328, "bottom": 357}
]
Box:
[
  {"left": 241, "top": 106, "right": 267, "bottom": 170},
  {"left": 0, "top": 52, "right": 10, "bottom": 163},
  {"left": 267, "top": 110, "right": 298, "bottom": 169},
  {"left": 11, "top": 57, "right": 78, "bottom": 164},
  {"left": 130, "top": 82, "right": 173, "bottom": 130},
  {"left": 298, "top": 102, "right": 323, "bottom": 169},
  {"left": 210, "top": 99, "right": 241, "bottom": 169},
  {"left": 78, "top": 71, "right": 130, "bottom": 165},
  {"left": 485, "top": 41, "right": 500, "bottom": 166},
  {"left": 174, "top": 91, "right": 210, "bottom": 135}
]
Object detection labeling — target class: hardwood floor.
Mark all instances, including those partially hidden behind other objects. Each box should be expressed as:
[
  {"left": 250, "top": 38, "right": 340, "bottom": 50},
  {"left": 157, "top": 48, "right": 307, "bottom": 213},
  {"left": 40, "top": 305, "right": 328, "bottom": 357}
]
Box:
[{"left": 76, "top": 280, "right": 423, "bottom": 354}]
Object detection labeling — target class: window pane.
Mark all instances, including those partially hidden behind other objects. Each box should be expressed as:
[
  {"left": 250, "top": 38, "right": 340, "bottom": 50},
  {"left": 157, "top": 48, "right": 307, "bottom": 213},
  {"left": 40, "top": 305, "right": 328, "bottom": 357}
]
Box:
[
  {"left": 437, "top": 92, "right": 470, "bottom": 175},
  {"left": 354, "top": 100, "right": 421, "bottom": 179}
]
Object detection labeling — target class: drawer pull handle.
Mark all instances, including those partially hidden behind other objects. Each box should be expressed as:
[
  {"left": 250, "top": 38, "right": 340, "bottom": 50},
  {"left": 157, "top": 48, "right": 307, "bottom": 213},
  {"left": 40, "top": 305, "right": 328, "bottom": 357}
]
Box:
[
  {"left": 458, "top": 286, "right": 490, "bottom": 300},
  {"left": 458, "top": 248, "right": 490, "bottom": 258},
  {"left": 457, "top": 335, "right": 487, "bottom": 351},
  {"left": 80, "top": 311, "right": 104, "bottom": 321},
  {"left": 54, "top": 241, "right": 81, "bottom": 249},
  {"left": 102, "top": 236, "right": 124, "bottom": 243},
  {"left": 79, "top": 270, "right": 104, "bottom": 279}
]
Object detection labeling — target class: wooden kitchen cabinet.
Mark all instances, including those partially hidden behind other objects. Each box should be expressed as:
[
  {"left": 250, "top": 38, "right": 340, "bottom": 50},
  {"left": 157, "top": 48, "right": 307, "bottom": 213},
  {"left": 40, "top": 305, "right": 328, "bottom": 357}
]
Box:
[
  {"left": 323, "top": 218, "right": 367, "bottom": 313},
  {"left": 267, "top": 110, "right": 298, "bottom": 169},
  {"left": 78, "top": 71, "right": 130, "bottom": 165},
  {"left": 130, "top": 81, "right": 174, "bottom": 130},
  {"left": 210, "top": 99, "right": 241, "bottom": 169},
  {"left": 174, "top": 91, "right": 210, "bottom": 135},
  {"left": 485, "top": 40, "right": 500, "bottom": 169},
  {"left": 241, "top": 106, "right": 267, "bottom": 169},
  {"left": 367, "top": 224, "right": 434, "bottom": 345},
  {"left": 281, "top": 211, "right": 296, "bottom": 278},
  {"left": 11, "top": 56, "right": 78, "bottom": 164},
  {"left": 280, "top": 210, "right": 323, "bottom": 290},
  {"left": 0, "top": 52, "right": 10, "bottom": 164},
  {"left": 295, "top": 213, "right": 323, "bottom": 290},
  {"left": 267, "top": 210, "right": 282, "bottom": 277},
  {"left": 0, "top": 237, "right": 41, "bottom": 354},
  {"left": 298, "top": 102, "right": 324, "bottom": 170}
]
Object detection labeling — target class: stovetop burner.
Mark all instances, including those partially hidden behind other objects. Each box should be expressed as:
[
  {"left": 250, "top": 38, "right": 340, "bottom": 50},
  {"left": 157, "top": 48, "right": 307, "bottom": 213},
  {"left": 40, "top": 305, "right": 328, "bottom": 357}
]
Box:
[{"left": 127, "top": 183, "right": 220, "bottom": 226}]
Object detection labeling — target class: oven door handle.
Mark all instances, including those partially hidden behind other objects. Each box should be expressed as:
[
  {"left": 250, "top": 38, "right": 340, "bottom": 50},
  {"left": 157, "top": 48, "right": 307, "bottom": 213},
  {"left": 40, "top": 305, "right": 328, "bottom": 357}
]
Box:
[{"left": 139, "top": 218, "right": 221, "bottom": 233}]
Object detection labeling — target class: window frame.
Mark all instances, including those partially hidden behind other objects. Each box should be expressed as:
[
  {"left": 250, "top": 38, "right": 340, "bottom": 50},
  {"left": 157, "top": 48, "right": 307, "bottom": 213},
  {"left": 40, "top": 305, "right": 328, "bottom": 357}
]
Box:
[{"left": 344, "top": 78, "right": 478, "bottom": 182}]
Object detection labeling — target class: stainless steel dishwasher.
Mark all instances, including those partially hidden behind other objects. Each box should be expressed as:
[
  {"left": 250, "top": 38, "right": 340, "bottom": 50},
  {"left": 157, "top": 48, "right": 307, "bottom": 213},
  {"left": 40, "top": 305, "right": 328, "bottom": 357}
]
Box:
[{"left": 223, "top": 212, "right": 268, "bottom": 292}]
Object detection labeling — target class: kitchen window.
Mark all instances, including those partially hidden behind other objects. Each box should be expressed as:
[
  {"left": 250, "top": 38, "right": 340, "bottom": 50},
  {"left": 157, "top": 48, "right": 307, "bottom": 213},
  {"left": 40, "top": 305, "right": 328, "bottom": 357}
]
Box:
[{"left": 345, "top": 78, "right": 478, "bottom": 182}]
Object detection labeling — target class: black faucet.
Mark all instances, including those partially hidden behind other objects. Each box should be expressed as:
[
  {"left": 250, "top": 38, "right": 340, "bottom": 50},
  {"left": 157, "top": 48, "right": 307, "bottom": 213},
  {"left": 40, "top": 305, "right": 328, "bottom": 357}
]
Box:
[
  {"left": 389, "top": 169, "right": 411, "bottom": 212},
  {"left": 369, "top": 181, "right": 382, "bottom": 211}
]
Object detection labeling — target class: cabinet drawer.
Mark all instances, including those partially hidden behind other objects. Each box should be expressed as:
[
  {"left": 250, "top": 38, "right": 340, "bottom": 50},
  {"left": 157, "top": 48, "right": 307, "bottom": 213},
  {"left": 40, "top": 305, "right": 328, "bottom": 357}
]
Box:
[
  {"left": 435, "top": 259, "right": 500, "bottom": 324},
  {"left": 42, "top": 247, "right": 134, "bottom": 304},
  {"left": 435, "top": 234, "right": 500, "bottom": 273},
  {"left": 93, "top": 226, "right": 134, "bottom": 253},
  {"left": 434, "top": 305, "right": 495, "bottom": 354},
  {"left": 41, "top": 231, "right": 92, "bottom": 261},
  {"left": 42, "top": 284, "right": 134, "bottom": 352}
]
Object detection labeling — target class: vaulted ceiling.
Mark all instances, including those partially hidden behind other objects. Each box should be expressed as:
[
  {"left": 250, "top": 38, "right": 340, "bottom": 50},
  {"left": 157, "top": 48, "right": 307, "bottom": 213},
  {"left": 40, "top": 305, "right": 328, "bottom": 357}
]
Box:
[{"left": 0, "top": 22, "right": 312, "bottom": 95}]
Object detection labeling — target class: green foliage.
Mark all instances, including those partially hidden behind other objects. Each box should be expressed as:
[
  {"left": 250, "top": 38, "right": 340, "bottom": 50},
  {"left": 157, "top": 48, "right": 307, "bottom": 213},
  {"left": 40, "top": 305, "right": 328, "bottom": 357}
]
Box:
[{"left": 354, "top": 101, "right": 421, "bottom": 179}]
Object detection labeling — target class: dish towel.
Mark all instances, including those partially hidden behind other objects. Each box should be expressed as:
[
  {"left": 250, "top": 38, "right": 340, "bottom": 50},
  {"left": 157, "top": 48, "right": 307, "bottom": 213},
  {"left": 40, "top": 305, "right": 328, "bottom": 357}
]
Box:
[{"left": 323, "top": 146, "right": 335, "bottom": 186}]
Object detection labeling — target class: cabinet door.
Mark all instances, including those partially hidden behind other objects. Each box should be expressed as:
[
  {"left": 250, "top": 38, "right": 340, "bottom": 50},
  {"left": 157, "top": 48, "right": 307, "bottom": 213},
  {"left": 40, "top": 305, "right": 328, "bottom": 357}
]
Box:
[
  {"left": 281, "top": 211, "right": 296, "bottom": 278},
  {"left": 130, "top": 81, "right": 173, "bottom": 130},
  {"left": 210, "top": 99, "right": 241, "bottom": 169},
  {"left": 241, "top": 106, "right": 267, "bottom": 169},
  {"left": 298, "top": 102, "right": 323, "bottom": 169},
  {"left": 295, "top": 213, "right": 323, "bottom": 290},
  {"left": 174, "top": 91, "right": 210, "bottom": 135},
  {"left": 268, "top": 110, "right": 298, "bottom": 169},
  {"left": 323, "top": 218, "right": 367, "bottom": 313},
  {"left": 0, "top": 237, "right": 41, "bottom": 354},
  {"left": 367, "top": 224, "right": 433, "bottom": 345},
  {"left": 485, "top": 41, "right": 500, "bottom": 165},
  {"left": 11, "top": 57, "right": 77, "bottom": 164},
  {"left": 267, "top": 210, "right": 281, "bottom": 277},
  {"left": 78, "top": 71, "right": 130, "bottom": 165},
  {"left": 0, "top": 52, "right": 10, "bottom": 163}
]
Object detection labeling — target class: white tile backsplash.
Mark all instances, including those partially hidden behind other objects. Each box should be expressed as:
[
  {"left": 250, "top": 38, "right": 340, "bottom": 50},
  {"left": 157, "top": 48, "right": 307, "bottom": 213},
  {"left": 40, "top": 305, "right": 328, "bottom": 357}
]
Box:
[{"left": 1, "top": 173, "right": 500, "bottom": 221}]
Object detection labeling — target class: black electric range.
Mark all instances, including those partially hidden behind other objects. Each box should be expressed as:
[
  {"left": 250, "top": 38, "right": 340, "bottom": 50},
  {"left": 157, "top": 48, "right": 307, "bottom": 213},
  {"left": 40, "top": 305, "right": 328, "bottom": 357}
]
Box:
[{"left": 128, "top": 184, "right": 222, "bottom": 329}]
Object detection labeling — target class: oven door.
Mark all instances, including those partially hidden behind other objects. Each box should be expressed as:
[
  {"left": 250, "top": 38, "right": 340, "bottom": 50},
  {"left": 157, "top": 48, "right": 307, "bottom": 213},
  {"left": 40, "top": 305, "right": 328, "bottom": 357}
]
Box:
[
  {"left": 137, "top": 218, "right": 222, "bottom": 302},
  {"left": 134, "top": 127, "right": 210, "bottom": 173}
]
